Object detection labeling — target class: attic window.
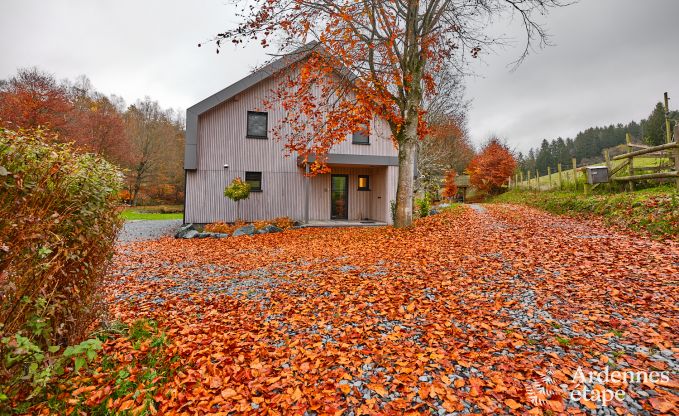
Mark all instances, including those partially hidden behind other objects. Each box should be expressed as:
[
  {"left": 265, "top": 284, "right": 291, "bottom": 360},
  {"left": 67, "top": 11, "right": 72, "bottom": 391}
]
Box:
[
  {"left": 352, "top": 125, "right": 370, "bottom": 145},
  {"left": 247, "top": 111, "right": 268, "bottom": 139}
]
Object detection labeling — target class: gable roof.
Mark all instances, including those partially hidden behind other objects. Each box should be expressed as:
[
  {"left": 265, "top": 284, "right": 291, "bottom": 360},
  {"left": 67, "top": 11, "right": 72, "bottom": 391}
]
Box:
[{"left": 184, "top": 42, "right": 320, "bottom": 170}]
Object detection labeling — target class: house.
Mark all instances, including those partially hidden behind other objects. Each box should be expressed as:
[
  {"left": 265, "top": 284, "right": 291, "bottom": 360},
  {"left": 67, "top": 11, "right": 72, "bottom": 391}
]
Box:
[{"left": 183, "top": 48, "right": 399, "bottom": 225}]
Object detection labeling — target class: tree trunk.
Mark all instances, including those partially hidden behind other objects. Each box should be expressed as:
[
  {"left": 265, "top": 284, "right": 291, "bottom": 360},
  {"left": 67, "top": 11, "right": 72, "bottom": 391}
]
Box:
[{"left": 394, "top": 120, "right": 418, "bottom": 228}]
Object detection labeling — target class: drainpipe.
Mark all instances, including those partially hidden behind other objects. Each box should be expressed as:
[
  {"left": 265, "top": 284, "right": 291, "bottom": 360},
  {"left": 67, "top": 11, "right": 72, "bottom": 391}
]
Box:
[{"left": 304, "top": 163, "right": 310, "bottom": 223}]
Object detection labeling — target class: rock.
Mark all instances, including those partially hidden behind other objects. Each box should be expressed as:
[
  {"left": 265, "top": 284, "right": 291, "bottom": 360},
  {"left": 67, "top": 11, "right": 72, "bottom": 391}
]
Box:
[
  {"left": 181, "top": 229, "right": 199, "bottom": 239},
  {"left": 213, "top": 233, "right": 229, "bottom": 238},
  {"left": 174, "top": 223, "right": 195, "bottom": 238},
  {"left": 257, "top": 224, "right": 283, "bottom": 234},
  {"left": 196, "top": 232, "right": 212, "bottom": 238},
  {"left": 233, "top": 224, "right": 256, "bottom": 237},
  {"left": 429, "top": 208, "right": 440, "bottom": 215}
]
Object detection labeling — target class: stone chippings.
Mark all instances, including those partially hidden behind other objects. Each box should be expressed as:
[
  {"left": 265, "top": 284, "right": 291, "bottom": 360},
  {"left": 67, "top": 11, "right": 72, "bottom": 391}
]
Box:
[{"left": 107, "top": 205, "right": 678, "bottom": 415}]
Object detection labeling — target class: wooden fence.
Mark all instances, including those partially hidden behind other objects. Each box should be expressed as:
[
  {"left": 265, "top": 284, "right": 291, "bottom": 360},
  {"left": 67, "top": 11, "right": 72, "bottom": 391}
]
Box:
[{"left": 510, "top": 138, "right": 679, "bottom": 192}]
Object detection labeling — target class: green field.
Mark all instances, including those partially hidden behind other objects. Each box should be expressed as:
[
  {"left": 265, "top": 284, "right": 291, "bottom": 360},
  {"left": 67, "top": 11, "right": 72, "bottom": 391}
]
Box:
[{"left": 120, "top": 205, "right": 183, "bottom": 220}]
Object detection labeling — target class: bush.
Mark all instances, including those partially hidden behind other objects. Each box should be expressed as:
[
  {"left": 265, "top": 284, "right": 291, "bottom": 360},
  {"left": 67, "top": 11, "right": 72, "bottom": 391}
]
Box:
[
  {"left": 0, "top": 128, "right": 123, "bottom": 408},
  {"left": 415, "top": 194, "right": 432, "bottom": 218},
  {"left": 205, "top": 217, "right": 295, "bottom": 234}
]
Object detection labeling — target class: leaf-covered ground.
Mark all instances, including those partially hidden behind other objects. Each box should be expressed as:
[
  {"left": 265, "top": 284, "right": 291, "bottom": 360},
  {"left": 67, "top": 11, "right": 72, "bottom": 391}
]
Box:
[{"left": 61, "top": 205, "right": 678, "bottom": 415}]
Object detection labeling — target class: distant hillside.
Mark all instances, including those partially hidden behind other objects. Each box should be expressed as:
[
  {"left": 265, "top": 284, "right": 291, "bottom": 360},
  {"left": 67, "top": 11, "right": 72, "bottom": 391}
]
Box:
[{"left": 518, "top": 102, "right": 678, "bottom": 175}]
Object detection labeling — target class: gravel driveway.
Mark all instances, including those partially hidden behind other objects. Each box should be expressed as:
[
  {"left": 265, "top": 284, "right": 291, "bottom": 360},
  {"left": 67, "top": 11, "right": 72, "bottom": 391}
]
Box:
[{"left": 117, "top": 219, "right": 182, "bottom": 243}]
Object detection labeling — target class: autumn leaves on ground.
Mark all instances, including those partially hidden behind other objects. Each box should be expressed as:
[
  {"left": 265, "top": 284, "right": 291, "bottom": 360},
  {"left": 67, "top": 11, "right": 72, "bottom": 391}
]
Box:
[{"left": 51, "top": 205, "right": 678, "bottom": 415}]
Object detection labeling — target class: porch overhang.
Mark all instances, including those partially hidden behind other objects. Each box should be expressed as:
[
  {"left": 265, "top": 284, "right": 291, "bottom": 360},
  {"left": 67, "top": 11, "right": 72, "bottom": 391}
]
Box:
[{"left": 297, "top": 154, "right": 399, "bottom": 167}]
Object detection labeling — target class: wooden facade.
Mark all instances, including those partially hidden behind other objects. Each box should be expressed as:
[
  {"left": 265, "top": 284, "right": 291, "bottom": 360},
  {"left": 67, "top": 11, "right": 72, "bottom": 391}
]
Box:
[{"left": 184, "top": 56, "right": 399, "bottom": 224}]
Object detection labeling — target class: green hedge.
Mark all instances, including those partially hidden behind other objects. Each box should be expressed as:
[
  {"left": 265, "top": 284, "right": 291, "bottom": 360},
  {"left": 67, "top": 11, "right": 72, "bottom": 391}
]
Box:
[{"left": 0, "top": 128, "right": 122, "bottom": 409}]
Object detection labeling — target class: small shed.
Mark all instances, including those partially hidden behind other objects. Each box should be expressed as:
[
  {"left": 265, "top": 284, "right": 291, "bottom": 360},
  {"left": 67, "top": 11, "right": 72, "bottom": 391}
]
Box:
[{"left": 454, "top": 174, "right": 471, "bottom": 202}]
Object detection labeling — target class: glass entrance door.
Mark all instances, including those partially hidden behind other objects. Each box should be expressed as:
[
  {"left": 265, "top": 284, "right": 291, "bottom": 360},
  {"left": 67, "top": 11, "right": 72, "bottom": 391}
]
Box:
[{"left": 331, "top": 175, "right": 348, "bottom": 219}]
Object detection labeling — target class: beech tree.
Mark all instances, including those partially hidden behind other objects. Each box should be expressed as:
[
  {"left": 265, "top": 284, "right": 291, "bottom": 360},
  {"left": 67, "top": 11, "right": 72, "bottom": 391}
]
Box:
[
  {"left": 209, "top": 0, "right": 564, "bottom": 227},
  {"left": 467, "top": 138, "right": 516, "bottom": 195},
  {"left": 0, "top": 68, "right": 71, "bottom": 136}
]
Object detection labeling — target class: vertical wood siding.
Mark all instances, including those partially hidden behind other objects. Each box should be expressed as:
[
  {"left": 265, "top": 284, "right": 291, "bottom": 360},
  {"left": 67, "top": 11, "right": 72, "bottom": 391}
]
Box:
[{"left": 185, "top": 67, "right": 398, "bottom": 224}]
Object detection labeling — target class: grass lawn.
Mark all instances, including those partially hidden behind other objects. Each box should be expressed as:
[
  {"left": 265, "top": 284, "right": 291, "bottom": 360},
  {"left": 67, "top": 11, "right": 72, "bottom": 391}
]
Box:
[
  {"left": 120, "top": 206, "right": 183, "bottom": 220},
  {"left": 492, "top": 185, "right": 679, "bottom": 239}
]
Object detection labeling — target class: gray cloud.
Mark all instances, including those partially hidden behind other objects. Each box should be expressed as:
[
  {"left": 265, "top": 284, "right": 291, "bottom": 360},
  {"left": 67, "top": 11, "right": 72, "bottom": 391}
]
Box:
[{"left": 1, "top": 0, "right": 677, "bottom": 153}]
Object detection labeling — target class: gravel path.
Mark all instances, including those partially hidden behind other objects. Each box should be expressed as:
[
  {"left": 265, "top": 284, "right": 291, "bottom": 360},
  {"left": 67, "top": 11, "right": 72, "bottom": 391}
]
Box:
[
  {"left": 117, "top": 219, "right": 182, "bottom": 243},
  {"left": 103, "top": 205, "right": 678, "bottom": 414}
]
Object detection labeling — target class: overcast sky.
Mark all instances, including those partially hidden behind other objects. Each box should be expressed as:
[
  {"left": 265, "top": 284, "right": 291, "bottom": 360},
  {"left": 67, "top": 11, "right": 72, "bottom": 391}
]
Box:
[{"left": 1, "top": 0, "right": 677, "bottom": 152}]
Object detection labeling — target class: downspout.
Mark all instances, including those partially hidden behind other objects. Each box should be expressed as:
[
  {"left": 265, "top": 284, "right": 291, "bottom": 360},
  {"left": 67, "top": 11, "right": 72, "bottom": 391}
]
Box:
[
  {"left": 182, "top": 169, "right": 187, "bottom": 225},
  {"left": 304, "top": 163, "right": 310, "bottom": 223}
]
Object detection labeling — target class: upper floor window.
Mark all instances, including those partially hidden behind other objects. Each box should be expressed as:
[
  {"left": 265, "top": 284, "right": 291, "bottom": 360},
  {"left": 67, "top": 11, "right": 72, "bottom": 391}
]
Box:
[
  {"left": 352, "top": 124, "right": 370, "bottom": 145},
  {"left": 245, "top": 171, "right": 262, "bottom": 191},
  {"left": 247, "top": 111, "right": 268, "bottom": 139}
]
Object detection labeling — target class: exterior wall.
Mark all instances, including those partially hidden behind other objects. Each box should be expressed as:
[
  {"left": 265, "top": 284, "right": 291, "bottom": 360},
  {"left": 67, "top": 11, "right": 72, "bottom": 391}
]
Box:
[
  {"left": 308, "top": 166, "right": 391, "bottom": 223},
  {"left": 185, "top": 67, "right": 398, "bottom": 224}
]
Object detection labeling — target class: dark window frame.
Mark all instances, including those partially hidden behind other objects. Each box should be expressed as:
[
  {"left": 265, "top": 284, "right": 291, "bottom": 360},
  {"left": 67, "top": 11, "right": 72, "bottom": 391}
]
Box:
[
  {"left": 245, "top": 171, "right": 263, "bottom": 192},
  {"left": 246, "top": 111, "right": 268, "bottom": 139},
  {"left": 352, "top": 125, "right": 370, "bottom": 145},
  {"left": 357, "top": 175, "right": 370, "bottom": 191}
]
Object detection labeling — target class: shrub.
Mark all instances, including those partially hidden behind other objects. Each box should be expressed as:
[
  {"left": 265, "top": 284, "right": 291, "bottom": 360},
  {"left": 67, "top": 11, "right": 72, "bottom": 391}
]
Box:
[
  {"left": 204, "top": 221, "right": 234, "bottom": 234},
  {"left": 224, "top": 177, "right": 251, "bottom": 220},
  {"left": 415, "top": 194, "right": 432, "bottom": 218},
  {"left": 205, "top": 217, "right": 295, "bottom": 234},
  {"left": 0, "top": 128, "right": 123, "bottom": 408}
]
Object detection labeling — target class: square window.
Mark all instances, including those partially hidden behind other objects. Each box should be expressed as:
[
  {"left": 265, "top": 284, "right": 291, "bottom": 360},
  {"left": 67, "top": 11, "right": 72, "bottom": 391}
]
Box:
[
  {"left": 358, "top": 175, "right": 370, "bottom": 191},
  {"left": 352, "top": 125, "right": 370, "bottom": 144},
  {"left": 247, "top": 111, "right": 268, "bottom": 139},
  {"left": 245, "top": 171, "right": 262, "bottom": 191}
]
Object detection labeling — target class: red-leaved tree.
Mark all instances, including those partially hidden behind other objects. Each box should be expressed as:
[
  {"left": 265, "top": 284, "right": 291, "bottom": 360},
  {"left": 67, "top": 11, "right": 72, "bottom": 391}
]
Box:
[
  {"left": 441, "top": 169, "right": 458, "bottom": 199},
  {"left": 467, "top": 138, "right": 516, "bottom": 195},
  {"left": 0, "top": 68, "right": 72, "bottom": 136},
  {"left": 207, "top": 0, "right": 565, "bottom": 227}
]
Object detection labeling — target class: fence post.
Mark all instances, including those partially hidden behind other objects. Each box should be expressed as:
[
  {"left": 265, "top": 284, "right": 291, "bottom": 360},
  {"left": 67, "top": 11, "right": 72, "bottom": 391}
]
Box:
[
  {"left": 535, "top": 169, "right": 540, "bottom": 191},
  {"left": 519, "top": 171, "right": 524, "bottom": 189},
  {"left": 674, "top": 142, "right": 679, "bottom": 191},
  {"left": 604, "top": 149, "right": 612, "bottom": 190},
  {"left": 626, "top": 132, "right": 635, "bottom": 192},
  {"left": 527, "top": 170, "right": 531, "bottom": 190},
  {"left": 664, "top": 92, "right": 672, "bottom": 144},
  {"left": 547, "top": 166, "right": 552, "bottom": 189},
  {"left": 572, "top": 158, "right": 577, "bottom": 190},
  {"left": 557, "top": 163, "right": 563, "bottom": 190}
]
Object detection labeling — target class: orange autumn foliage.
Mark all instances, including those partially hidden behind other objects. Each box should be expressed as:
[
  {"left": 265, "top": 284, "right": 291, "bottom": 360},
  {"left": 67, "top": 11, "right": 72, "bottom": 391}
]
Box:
[
  {"left": 441, "top": 170, "right": 458, "bottom": 199},
  {"left": 467, "top": 138, "right": 517, "bottom": 195}
]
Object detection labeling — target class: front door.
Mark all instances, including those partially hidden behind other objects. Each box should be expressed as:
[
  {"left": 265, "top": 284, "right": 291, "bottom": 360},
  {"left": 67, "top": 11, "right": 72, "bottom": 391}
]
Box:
[{"left": 331, "top": 175, "right": 348, "bottom": 219}]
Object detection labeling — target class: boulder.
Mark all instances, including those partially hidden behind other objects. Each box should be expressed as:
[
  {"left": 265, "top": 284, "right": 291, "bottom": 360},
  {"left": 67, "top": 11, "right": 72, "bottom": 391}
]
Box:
[
  {"left": 181, "top": 230, "right": 199, "bottom": 239},
  {"left": 232, "top": 224, "right": 256, "bottom": 237},
  {"left": 429, "top": 208, "right": 440, "bottom": 215},
  {"left": 258, "top": 224, "right": 283, "bottom": 234},
  {"left": 175, "top": 223, "right": 195, "bottom": 238},
  {"left": 196, "top": 232, "right": 213, "bottom": 238},
  {"left": 213, "top": 233, "right": 229, "bottom": 238}
]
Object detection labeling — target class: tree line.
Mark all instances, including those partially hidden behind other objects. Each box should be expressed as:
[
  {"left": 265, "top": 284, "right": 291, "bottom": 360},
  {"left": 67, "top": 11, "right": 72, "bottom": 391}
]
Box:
[
  {"left": 0, "top": 67, "right": 185, "bottom": 205},
  {"left": 518, "top": 101, "right": 678, "bottom": 175}
]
